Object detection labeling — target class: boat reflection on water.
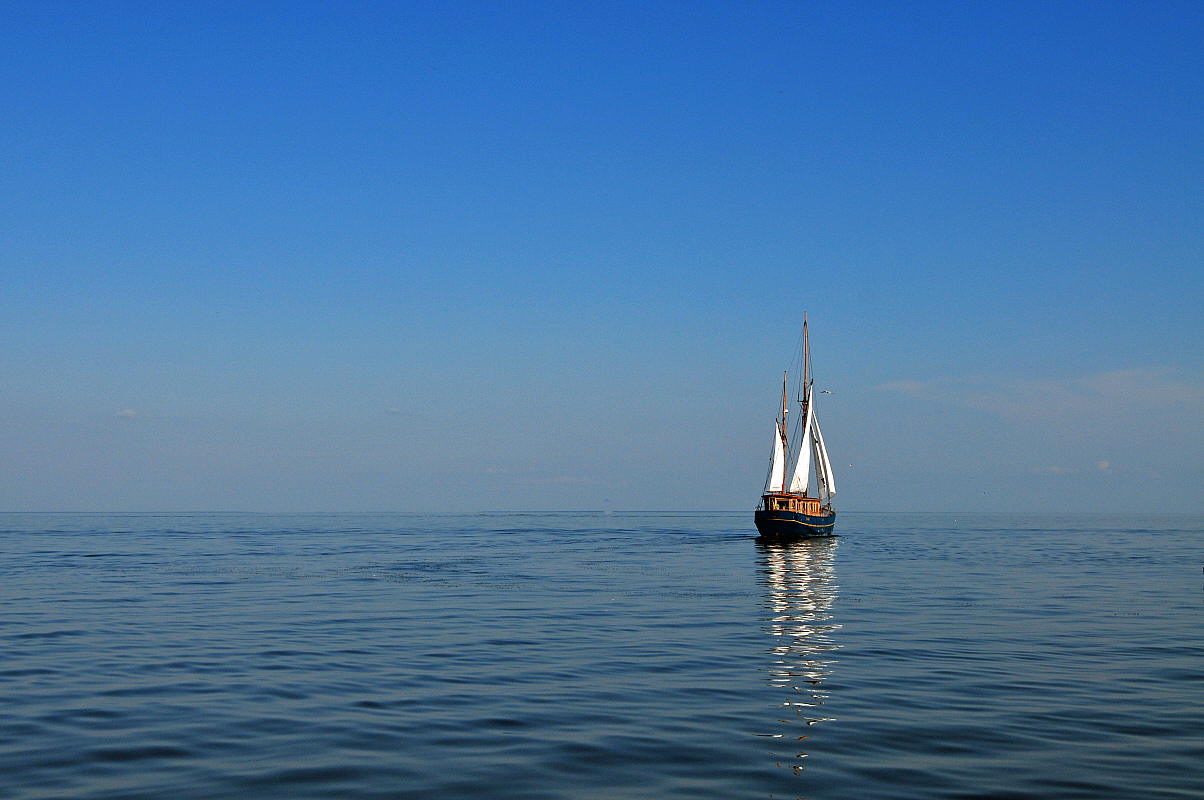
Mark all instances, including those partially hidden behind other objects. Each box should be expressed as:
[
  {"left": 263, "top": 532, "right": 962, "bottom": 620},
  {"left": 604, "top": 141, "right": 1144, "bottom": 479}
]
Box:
[{"left": 755, "top": 537, "right": 840, "bottom": 779}]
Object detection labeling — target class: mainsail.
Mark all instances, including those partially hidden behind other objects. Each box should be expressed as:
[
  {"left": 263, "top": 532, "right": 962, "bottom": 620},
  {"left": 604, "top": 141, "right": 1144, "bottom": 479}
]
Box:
[
  {"left": 788, "top": 390, "right": 814, "bottom": 493},
  {"left": 764, "top": 426, "right": 786, "bottom": 493}
]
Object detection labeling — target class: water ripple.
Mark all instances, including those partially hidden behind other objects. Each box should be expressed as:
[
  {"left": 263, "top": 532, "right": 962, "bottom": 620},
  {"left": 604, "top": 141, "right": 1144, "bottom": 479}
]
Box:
[{"left": 0, "top": 511, "right": 1200, "bottom": 799}]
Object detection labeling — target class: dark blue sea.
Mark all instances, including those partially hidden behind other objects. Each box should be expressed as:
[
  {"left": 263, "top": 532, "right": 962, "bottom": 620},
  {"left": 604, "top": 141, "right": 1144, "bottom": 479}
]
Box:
[{"left": 1, "top": 512, "right": 1200, "bottom": 799}]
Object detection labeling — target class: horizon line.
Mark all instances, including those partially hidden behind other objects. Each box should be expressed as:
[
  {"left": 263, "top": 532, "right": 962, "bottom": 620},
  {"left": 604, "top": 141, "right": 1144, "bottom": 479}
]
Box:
[{"left": 1, "top": 509, "right": 1200, "bottom": 516}]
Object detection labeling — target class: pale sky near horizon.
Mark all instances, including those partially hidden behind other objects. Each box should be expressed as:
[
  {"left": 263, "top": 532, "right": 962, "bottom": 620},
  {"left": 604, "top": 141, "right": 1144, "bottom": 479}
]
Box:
[{"left": 3, "top": 1, "right": 1201, "bottom": 513}]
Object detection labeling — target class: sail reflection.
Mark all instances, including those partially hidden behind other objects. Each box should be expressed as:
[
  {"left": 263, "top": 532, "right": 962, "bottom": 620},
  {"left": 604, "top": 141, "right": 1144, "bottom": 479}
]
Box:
[{"left": 756, "top": 538, "right": 840, "bottom": 777}]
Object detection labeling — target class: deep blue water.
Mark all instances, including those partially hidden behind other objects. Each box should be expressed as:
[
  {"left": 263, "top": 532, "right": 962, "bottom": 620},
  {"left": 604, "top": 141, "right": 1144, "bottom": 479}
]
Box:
[{"left": 1, "top": 512, "right": 1200, "bottom": 799}]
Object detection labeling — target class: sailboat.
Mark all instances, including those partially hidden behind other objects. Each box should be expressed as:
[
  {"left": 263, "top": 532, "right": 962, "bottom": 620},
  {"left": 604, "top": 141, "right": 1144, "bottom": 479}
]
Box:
[{"left": 755, "top": 314, "right": 837, "bottom": 538}]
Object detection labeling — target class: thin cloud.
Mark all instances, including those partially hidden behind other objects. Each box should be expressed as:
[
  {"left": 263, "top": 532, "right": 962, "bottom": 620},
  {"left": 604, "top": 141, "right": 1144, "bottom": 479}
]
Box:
[
  {"left": 515, "top": 475, "right": 589, "bottom": 485},
  {"left": 1032, "top": 463, "right": 1117, "bottom": 475},
  {"left": 876, "top": 380, "right": 929, "bottom": 396},
  {"left": 877, "top": 368, "right": 1203, "bottom": 422}
]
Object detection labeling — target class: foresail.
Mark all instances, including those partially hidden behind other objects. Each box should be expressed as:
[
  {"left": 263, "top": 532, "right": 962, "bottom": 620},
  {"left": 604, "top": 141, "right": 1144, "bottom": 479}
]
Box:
[
  {"left": 788, "top": 396, "right": 813, "bottom": 493},
  {"left": 811, "top": 416, "right": 836, "bottom": 497},
  {"left": 765, "top": 426, "right": 786, "bottom": 493}
]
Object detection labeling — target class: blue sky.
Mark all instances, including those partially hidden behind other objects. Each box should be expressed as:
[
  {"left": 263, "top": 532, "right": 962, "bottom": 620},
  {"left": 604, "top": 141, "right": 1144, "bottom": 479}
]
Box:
[{"left": 2, "top": 1, "right": 1201, "bottom": 511}]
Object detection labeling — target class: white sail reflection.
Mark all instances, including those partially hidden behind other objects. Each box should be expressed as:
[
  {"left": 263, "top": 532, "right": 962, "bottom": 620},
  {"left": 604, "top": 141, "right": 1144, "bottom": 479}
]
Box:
[{"left": 756, "top": 538, "right": 840, "bottom": 777}]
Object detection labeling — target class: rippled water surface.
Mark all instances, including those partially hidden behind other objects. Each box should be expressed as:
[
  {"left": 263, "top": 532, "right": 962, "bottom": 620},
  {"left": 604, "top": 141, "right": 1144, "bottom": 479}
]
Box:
[{"left": 2, "top": 512, "right": 1200, "bottom": 799}]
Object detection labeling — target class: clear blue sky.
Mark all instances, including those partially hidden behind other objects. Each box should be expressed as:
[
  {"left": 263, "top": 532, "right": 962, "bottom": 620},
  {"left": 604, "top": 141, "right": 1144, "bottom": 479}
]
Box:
[{"left": 3, "top": 1, "right": 1201, "bottom": 512}]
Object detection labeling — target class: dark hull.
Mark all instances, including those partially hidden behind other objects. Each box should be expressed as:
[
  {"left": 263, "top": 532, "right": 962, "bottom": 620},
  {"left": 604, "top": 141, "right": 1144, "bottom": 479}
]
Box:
[{"left": 755, "top": 509, "right": 836, "bottom": 538}]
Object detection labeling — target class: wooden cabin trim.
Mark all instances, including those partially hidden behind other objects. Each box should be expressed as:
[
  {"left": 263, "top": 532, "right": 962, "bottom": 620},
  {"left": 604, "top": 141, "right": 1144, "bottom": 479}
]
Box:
[{"left": 759, "top": 492, "right": 824, "bottom": 514}]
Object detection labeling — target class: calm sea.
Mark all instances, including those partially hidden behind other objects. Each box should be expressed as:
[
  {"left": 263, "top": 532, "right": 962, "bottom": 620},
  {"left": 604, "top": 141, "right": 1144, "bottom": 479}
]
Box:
[{"left": 1, "top": 512, "right": 1200, "bottom": 799}]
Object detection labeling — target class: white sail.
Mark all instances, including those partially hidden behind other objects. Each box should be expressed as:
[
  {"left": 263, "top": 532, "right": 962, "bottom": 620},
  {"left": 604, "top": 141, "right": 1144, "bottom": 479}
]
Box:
[
  {"left": 811, "top": 415, "right": 836, "bottom": 498},
  {"left": 765, "top": 426, "right": 786, "bottom": 493},
  {"left": 811, "top": 429, "right": 829, "bottom": 499},
  {"left": 788, "top": 393, "right": 813, "bottom": 493}
]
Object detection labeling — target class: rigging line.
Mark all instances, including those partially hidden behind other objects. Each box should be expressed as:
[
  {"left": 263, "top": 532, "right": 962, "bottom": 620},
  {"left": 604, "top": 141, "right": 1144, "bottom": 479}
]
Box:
[
  {"left": 762, "top": 448, "right": 777, "bottom": 496},
  {"left": 788, "top": 320, "right": 807, "bottom": 401}
]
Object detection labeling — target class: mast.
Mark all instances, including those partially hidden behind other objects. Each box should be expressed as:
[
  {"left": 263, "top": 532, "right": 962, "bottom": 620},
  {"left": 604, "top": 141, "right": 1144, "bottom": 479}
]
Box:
[
  {"left": 780, "top": 370, "right": 789, "bottom": 492},
  {"left": 799, "top": 312, "right": 811, "bottom": 497},
  {"left": 799, "top": 312, "right": 811, "bottom": 446},
  {"left": 802, "top": 312, "right": 810, "bottom": 397}
]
